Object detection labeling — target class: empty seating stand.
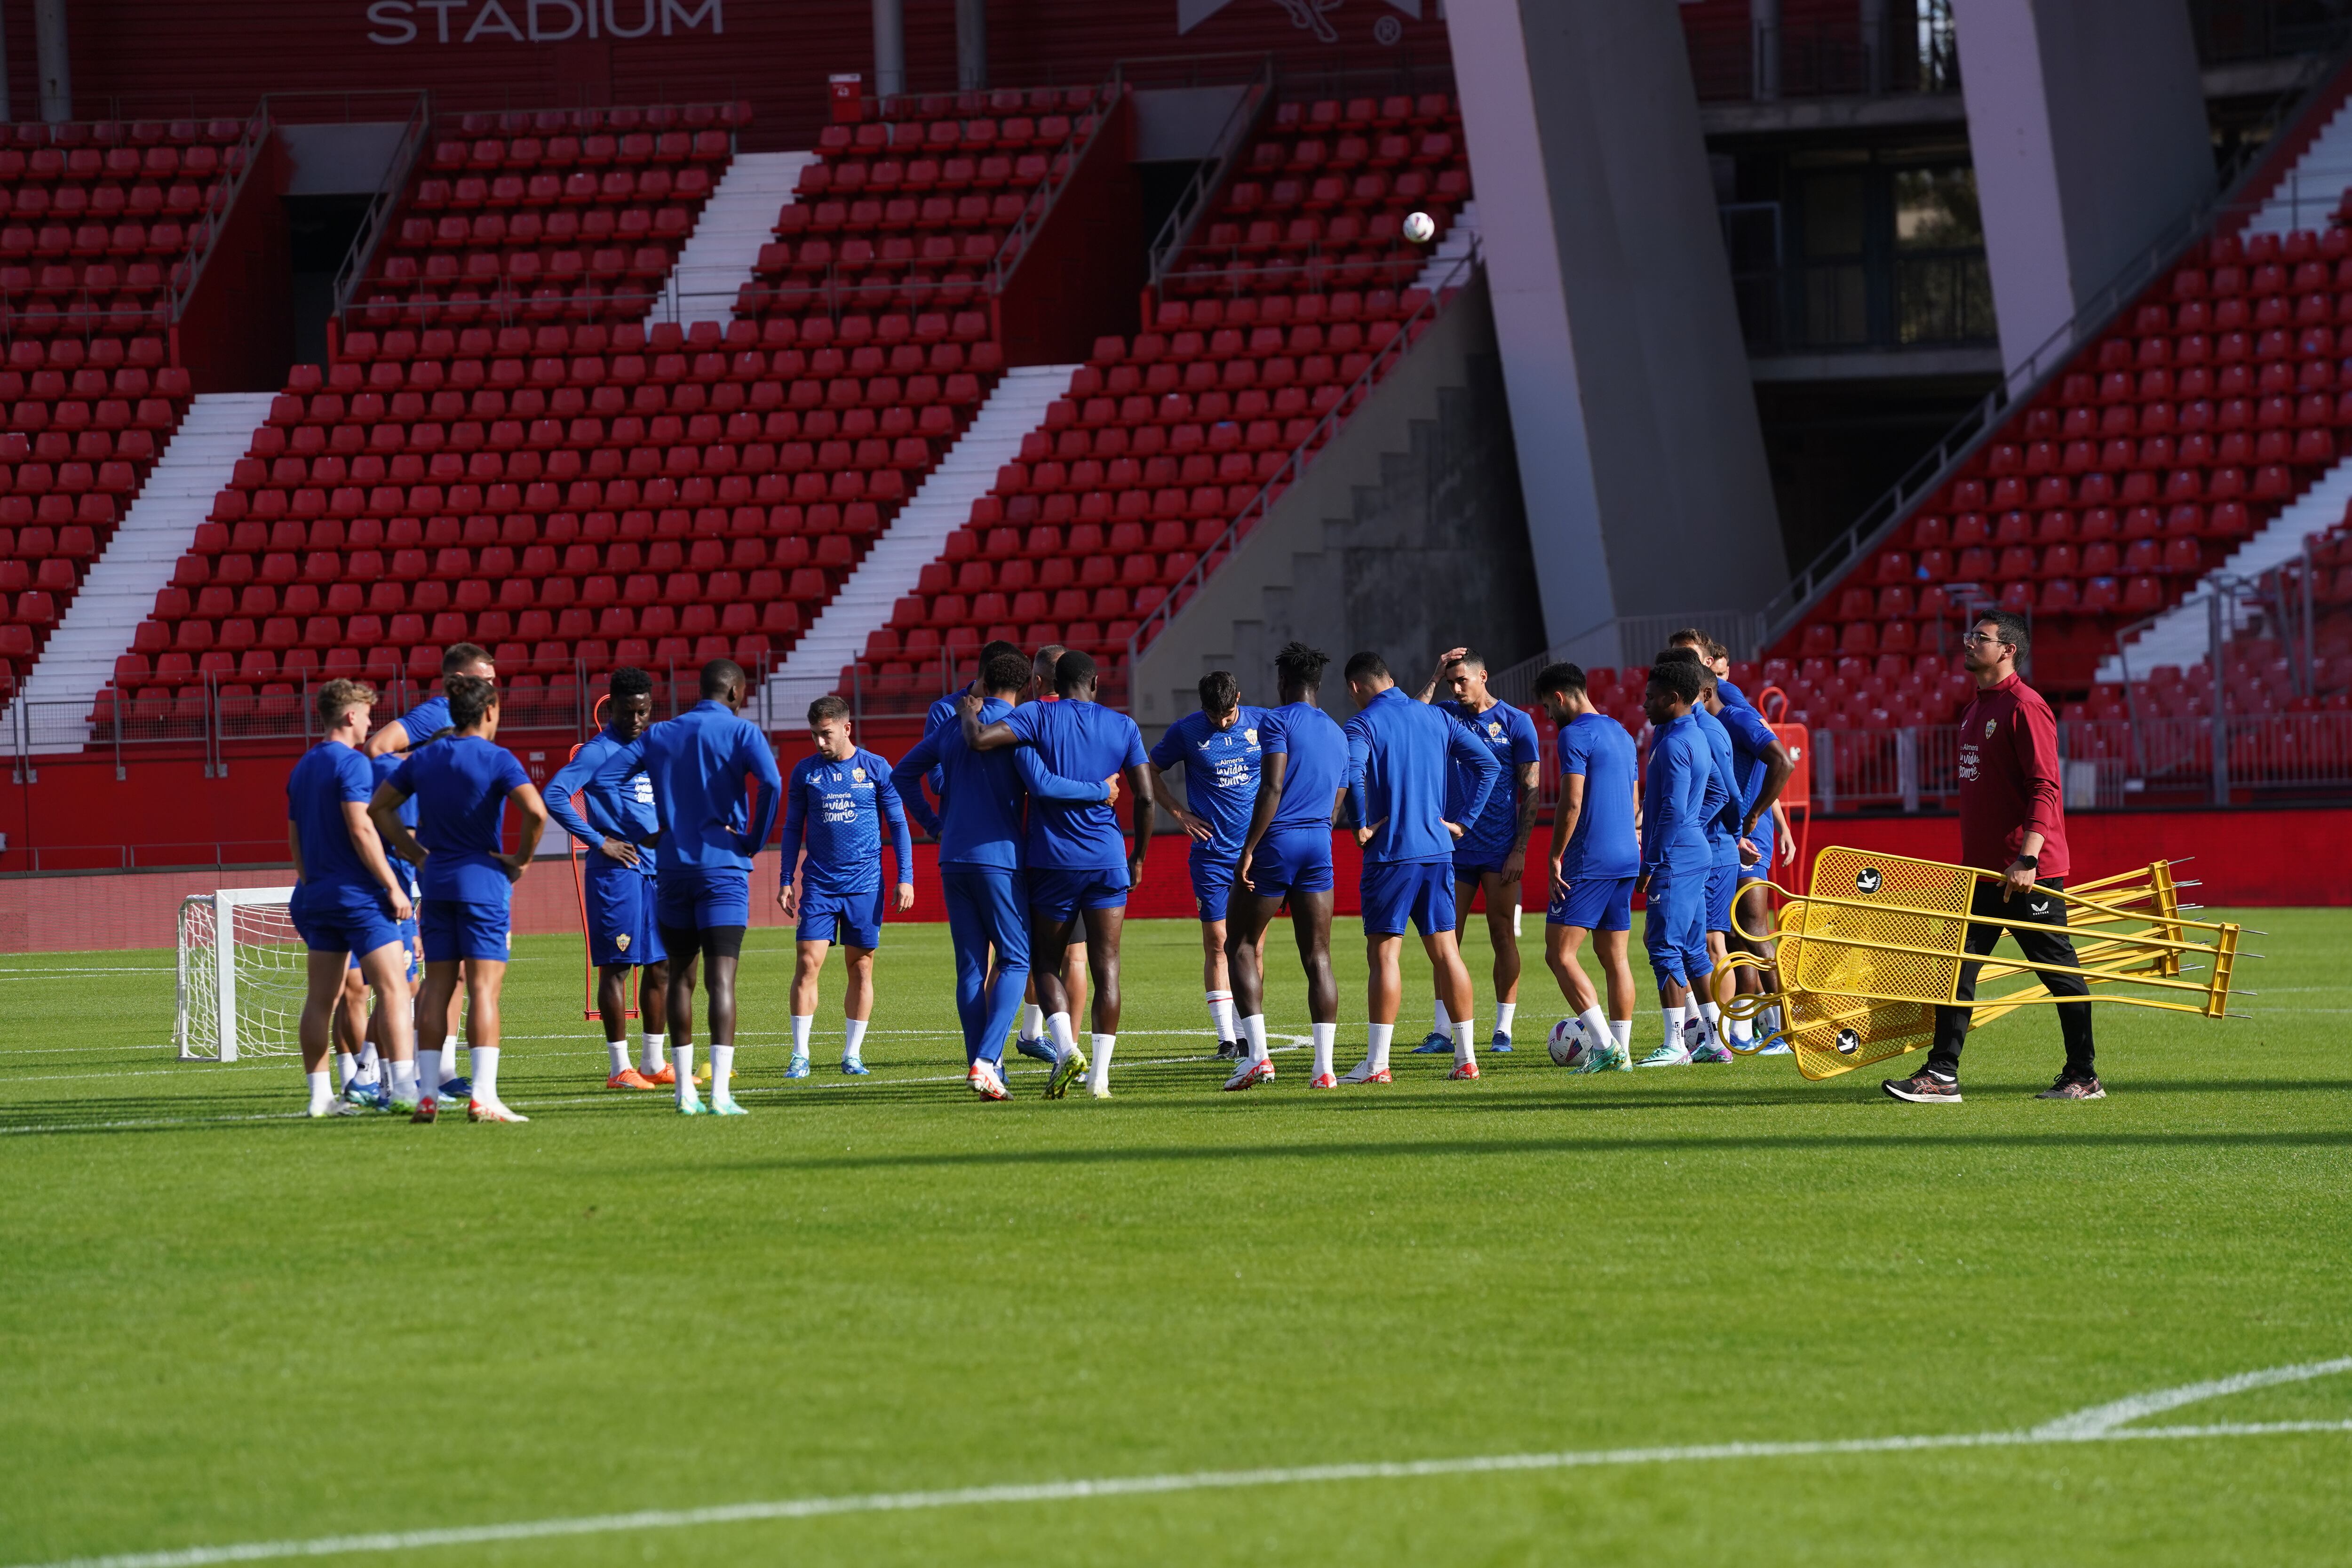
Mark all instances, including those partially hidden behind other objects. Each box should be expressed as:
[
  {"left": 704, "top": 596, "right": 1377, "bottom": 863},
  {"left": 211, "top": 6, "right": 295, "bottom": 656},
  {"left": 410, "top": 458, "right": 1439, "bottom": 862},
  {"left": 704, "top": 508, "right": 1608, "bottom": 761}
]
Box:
[
  {"left": 1784, "top": 227, "right": 2352, "bottom": 681},
  {"left": 101, "top": 313, "right": 1001, "bottom": 727},
  {"left": 354, "top": 103, "right": 750, "bottom": 330},
  {"left": 735, "top": 85, "right": 1105, "bottom": 321}
]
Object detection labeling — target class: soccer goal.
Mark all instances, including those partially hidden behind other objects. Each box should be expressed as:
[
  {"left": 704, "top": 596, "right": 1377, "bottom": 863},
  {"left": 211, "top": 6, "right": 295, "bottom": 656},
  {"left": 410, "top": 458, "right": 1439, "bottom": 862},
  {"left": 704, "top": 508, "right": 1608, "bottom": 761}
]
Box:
[{"left": 175, "top": 887, "right": 304, "bottom": 1062}]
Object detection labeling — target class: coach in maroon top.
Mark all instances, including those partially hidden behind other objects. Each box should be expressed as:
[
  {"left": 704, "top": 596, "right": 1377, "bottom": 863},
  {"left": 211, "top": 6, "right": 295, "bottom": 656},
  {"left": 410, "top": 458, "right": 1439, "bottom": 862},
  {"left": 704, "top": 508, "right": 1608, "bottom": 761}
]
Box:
[{"left": 1884, "top": 610, "right": 2103, "bottom": 1105}]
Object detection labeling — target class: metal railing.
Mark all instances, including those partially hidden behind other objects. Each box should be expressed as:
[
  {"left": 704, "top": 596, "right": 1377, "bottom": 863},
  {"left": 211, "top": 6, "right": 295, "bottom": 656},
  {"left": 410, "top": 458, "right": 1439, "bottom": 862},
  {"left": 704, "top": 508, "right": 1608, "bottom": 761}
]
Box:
[
  {"left": 1684, "top": 13, "right": 1961, "bottom": 104},
  {"left": 160, "top": 109, "right": 274, "bottom": 326},
  {"left": 1755, "top": 41, "right": 2352, "bottom": 653},
  {"left": 325, "top": 91, "right": 435, "bottom": 328},
  {"left": 1139, "top": 56, "right": 1275, "bottom": 292},
  {"left": 1123, "top": 238, "right": 1479, "bottom": 672}
]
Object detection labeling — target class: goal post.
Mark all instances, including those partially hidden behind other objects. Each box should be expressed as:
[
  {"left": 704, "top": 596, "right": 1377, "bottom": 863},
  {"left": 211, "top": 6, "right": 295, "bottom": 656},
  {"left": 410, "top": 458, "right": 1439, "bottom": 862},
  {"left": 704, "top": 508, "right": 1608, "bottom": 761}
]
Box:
[{"left": 175, "top": 887, "right": 302, "bottom": 1063}]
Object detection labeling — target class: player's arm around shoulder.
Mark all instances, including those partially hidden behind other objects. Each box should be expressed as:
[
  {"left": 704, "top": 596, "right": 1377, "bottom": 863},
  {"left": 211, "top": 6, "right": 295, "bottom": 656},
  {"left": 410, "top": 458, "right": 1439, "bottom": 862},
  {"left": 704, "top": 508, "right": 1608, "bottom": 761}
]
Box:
[{"left": 960, "top": 688, "right": 1023, "bottom": 749}]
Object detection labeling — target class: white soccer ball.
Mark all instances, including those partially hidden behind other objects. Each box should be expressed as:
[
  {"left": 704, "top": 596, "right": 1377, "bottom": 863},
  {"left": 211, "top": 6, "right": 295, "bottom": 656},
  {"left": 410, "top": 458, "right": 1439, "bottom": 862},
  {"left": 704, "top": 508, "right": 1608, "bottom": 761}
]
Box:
[
  {"left": 1548, "top": 1017, "right": 1588, "bottom": 1068},
  {"left": 1402, "top": 210, "right": 1436, "bottom": 244}
]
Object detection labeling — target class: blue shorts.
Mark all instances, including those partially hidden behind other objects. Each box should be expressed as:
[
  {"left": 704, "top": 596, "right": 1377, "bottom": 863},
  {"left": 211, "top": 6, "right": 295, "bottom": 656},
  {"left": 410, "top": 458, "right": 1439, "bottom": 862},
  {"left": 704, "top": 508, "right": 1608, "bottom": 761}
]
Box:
[
  {"left": 585, "top": 864, "right": 666, "bottom": 968},
  {"left": 1243, "top": 824, "right": 1334, "bottom": 901},
  {"left": 1739, "top": 816, "right": 1775, "bottom": 882},
  {"left": 1189, "top": 847, "right": 1238, "bottom": 923},
  {"left": 1361, "top": 859, "right": 1455, "bottom": 939},
  {"left": 941, "top": 865, "right": 1029, "bottom": 973},
  {"left": 657, "top": 864, "right": 752, "bottom": 930},
  {"left": 1642, "top": 868, "right": 1713, "bottom": 990},
  {"left": 1028, "top": 865, "right": 1129, "bottom": 922},
  {"left": 1451, "top": 846, "right": 1510, "bottom": 878},
  {"left": 1707, "top": 860, "right": 1738, "bottom": 934},
  {"left": 421, "top": 898, "right": 511, "bottom": 964},
  {"left": 798, "top": 880, "right": 885, "bottom": 949},
  {"left": 348, "top": 915, "right": 421, "bottom": 981},
  {"left": 1548, "top": 875, "right": 1633, "bottom": 932},
  {"left": 293, "top": 882, "right": 404, "bottom": 961}
]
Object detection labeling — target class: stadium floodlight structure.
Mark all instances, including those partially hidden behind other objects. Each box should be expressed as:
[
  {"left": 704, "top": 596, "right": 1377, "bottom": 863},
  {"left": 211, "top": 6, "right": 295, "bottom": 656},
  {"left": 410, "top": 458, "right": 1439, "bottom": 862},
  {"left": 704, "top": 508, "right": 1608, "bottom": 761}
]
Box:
[
  {"left": 175, "top": 887, "right": 304, "bottom": 1062},
  {"left": 1716, "top": 848, "right": 2249, "bottom": 1081}
]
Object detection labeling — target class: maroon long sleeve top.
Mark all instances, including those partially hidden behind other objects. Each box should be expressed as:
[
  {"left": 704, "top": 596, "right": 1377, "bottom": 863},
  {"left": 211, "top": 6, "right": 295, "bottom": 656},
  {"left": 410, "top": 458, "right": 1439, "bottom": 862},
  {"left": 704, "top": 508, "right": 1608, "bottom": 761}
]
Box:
[{"left": 1955, "top": 673, "right": 2069, "bottom": 879}]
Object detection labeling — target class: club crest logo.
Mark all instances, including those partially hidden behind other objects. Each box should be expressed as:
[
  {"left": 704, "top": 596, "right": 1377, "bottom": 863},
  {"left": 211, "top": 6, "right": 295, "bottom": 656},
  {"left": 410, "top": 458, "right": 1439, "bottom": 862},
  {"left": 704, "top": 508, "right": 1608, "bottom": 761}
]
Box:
[
  {"left": 851, "top": 767, "right": 865, "bottom": 782},
  {"left": 615, "top": 933, "right": 630, "bottom": 952},
  {"left": 1488, "top": 721, "right": 1502, "bottom": 737},
  {"left": 1855, "top": 867, "right": 1883, "bottom": 894},
  {"left": 1244, "top": 728, "right": 1257, "bottom": 743},
  {"left": 1834, "top": 1027, "right": 1860, "bottom": 1055},
  {"left": 1986, "top": 719, "right": 1998, "bottom": 737}
]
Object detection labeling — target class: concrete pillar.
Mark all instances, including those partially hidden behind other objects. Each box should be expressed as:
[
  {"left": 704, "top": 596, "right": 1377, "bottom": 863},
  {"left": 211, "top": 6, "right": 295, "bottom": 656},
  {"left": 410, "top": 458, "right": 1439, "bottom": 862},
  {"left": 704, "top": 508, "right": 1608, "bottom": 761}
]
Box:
[
  {"left": 872, "top": 0, "right": 905, "bottom": 102},
  {"left": 1751, "top": 0, "right": 1780, "bottom": 102},
  {"left": 956, "top": 0, "right": 988, "bottom": 94},
  {"left": 0, "top": 2, "right": 12, "bottom": 125},
  {"left": 1954, "top": 0, "right": 2213, "bottom": 372},
  {"left": 1446, "top": 0, "right": 1786, "bottom": 666},
  {"left": 33, "top": 0, "right": 68, "bottom": 124}
]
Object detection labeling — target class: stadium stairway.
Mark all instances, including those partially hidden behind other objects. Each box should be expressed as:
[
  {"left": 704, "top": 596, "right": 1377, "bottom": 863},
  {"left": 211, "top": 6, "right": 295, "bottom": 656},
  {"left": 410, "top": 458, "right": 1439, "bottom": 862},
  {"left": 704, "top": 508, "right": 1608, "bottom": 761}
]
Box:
[
  {"left": 2097, "top": 448, "right": 2352, "bottom": 680},
  {"left": 1410, "top": 199, "right": 1479, "bottom": 293},
  {"left": 2, "top": 391, "right": 276, "bottom": 753},
  {"left": 644, "top": 151, "right": 818, "bottom": 327},
  {"left": 2244, "top": 96, "right": 2352, "bottom": 237},
  {"left": 759, "top": 362, "right": 1076, "bottom": 719}
]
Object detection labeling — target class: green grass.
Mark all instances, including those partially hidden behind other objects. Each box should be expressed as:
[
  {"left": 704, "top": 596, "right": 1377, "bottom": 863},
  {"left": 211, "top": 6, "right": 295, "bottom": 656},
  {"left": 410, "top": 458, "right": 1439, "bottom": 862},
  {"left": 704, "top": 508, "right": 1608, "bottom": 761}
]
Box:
[{"left": 2, "top": 909, "right": 2349, "bottom": 1566}]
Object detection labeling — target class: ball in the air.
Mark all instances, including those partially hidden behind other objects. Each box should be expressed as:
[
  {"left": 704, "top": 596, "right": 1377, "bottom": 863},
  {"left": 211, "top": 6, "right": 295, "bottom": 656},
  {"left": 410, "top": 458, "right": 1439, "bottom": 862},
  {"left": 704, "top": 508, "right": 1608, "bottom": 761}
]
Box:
[
  {"left": 1402, "top": 210, "right": 1436, "bottom": 244},
  {"left": 1548, "top": 1018, "right": 1588, "bottom": 1068}
]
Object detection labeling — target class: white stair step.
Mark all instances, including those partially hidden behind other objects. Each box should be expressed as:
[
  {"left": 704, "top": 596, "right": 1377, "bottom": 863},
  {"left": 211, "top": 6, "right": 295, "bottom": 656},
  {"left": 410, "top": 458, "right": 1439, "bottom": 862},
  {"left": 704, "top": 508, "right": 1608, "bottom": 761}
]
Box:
[
  {"left": 4, "top": 391, "right": 276, "bottom": 754},
  {"left": 758, "top": 365, "right": 1081, "bottom": 722},
  {"left": 645, "top": 151, "right": 819, "bottom": 328}
]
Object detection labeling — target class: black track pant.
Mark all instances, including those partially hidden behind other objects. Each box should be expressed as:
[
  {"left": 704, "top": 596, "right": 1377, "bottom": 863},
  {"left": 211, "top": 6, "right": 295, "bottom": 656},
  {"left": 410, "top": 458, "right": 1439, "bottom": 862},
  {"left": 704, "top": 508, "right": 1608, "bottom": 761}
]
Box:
[{"left": 1926, "top": 877, "right": 2096, "bottom": 1081}]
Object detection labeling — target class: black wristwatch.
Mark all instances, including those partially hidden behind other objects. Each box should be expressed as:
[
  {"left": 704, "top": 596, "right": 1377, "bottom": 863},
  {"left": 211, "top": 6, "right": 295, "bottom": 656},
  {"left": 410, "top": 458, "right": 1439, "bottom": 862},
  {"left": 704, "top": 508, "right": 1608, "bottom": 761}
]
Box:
[{"left": 2015, "top": 854, "right": 2039, "bottom": 869}]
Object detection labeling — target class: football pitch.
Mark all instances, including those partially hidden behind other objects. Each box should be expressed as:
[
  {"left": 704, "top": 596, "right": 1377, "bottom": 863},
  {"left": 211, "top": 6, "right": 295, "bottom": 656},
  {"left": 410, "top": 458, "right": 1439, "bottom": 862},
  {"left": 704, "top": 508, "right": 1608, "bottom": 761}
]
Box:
[{"left": 3, "top": 909, "right": 2349, "bottom": 1566}]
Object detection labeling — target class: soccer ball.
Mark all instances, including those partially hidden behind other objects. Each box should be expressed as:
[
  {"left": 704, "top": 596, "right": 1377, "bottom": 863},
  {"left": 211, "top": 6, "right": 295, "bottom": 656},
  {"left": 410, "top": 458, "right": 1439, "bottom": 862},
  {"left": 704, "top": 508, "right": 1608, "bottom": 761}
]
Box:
[
  {"left": 1402, "top": 210, "right": 1437, "bottom": 244},
  {"left": 1547, "top": 1018, "right": 1589, "bottom": 1068}
]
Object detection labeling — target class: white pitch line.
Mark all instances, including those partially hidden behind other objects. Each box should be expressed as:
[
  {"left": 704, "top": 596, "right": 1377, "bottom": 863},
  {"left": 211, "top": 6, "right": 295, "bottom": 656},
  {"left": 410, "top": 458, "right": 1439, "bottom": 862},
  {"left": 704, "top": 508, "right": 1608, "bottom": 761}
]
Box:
[{"left": 14, "top": 1417, "right": 2349, "bottom": 1568}]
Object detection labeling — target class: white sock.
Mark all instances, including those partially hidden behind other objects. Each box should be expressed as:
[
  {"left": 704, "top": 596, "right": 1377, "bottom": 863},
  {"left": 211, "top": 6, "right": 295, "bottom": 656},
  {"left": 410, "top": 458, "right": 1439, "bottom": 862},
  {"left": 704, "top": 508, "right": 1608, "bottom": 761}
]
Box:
[
  {"left": 1433, "top": 998, "right": 1451, "bottom": 1035},
  {"left": 441, "top": 1034, "right": 459, "bottom": 1077},
  {"left": 1312, "top": 1021, "right": 1336, "bottom": 1078},
  {"left": 1576, "top": 1005, "right": 1610, "bottom": 1049},
  {"left": 843, "top": 1017, "right": 868, "bottom": 1061},
  {"left": 472, "top": 1045, "right": 499, "bottom": 1103},
  {"left": 790, "top": 1014, "right": 813, "bottom": 1058},
  {"left": 1206, "top": 989, "right": 1236, "bottom": 1043},
  {"left": 356, "top": 1041, "right": 381, "bottom": 1084},
  {"left": 1367, "top": 1021, "right": 1394, "bottom": 1074},
  {"left": 607, "top": 1038, "right": 631, "bottom": 1075},
  {"left": 1020, "top": 1003, "right": 1045, "bottom": 1041},
  {"left": 417, "top": 1048, "right": 441, "bottom": 1098},
  {"left": 1700, "top": 1001, "right": 1722, "bottom": 1041},
  {"left": 1658, "top": 1008, "right": 1683, "bottom": 1056},
  {"left": 1494, "top": 1000, "right": 1516, "bottom": 1037},
  {"left": 1730, "top": 1015, "right": 1753, "bottom": 1046},
  {"left": 1240, "top": 1013, "right": 1269, "bottom": 1065},
  {"left": 1088, "top": 1034, "right": 1116, "bottom": 1092},
  {"left": 711, "top": 1043, "right": 734, "bottom": 1100},
  {"left": 642, "top": 1032, "right": 666, "bottom": 1073},
  {"left": 337, "top": 1051, "right": 360, "bottom": 1089},
  {"left": 672, "top": 1043, "right": 696, "bottom": 1106},
  {"left": 1610, "top": 1019, "right": 1633, "bottom": 1051},
  {"left": 1047, "top": 1011, "right": 1078, "bottom": 1062},
  {"left": 388, "top": 1059, "right": 418, "bottom": 1101},
  {"left": 306, "top": 1069, "right": 333, "bottom": 1112},
  {"left": 1453, "top": 1019, "right": 1477, "bottom": 1067}
]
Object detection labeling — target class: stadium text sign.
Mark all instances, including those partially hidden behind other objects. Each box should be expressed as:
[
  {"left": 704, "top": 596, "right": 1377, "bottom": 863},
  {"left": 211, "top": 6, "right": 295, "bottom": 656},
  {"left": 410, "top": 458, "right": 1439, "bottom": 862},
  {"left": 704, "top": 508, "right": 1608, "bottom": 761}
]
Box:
[{"left": 365, "top": 0, "right": 722, "bottom": 45}]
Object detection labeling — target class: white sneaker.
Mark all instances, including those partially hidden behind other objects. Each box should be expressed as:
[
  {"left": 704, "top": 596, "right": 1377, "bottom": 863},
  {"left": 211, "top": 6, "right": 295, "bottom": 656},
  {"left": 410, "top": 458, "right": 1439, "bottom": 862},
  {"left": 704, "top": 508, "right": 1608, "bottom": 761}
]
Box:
[
  {"left": 1636, "top": 1043, "right": 1692, "bottom": 1068},
  {"left": 1088, "top": 1082, "right": 1112, "bottom": 1099},
  {"left": 467, "top": 1098, "right": 530, "bottom": 1123},
  {"left": 1222, "top": 1059, "right": 1274, "bottom": 1091},
  {"left": 1340, "top": 1059, "right": 1392, "bottom": 1084}
]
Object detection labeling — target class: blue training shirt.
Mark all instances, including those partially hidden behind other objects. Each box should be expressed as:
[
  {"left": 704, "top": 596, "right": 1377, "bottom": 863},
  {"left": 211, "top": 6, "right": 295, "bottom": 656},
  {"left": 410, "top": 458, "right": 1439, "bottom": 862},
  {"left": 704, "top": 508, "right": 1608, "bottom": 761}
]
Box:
[
  {"left": 1004, "top": 698, "right": 1149, "bottom": 871},
  {"left": 1148, "top": 706, "right": 1267, "bottom": 860},
  {"left": 891, "top": 696, "right": 1108, "bottom": 871},
  {"left": 782, "top": 746, "right": 914, "bottom": 894},
  {"left": 1258, "top": 700, "right": 1349, "bottom": 836},
  {"left": 390, "top": 733, "right": 531, "bottom": 902},
  {"left": 287, "top": 740, "right": 381, "bottom": 894},
  {"left": 1640, "top": 712, "right": 1717, "bottom": 880},
  {"left": 635, "top": 700, "right": 783, "bottom": 874},
  {"left": 1345, "top": 685, "right": 1501, "bottom": 866},
  {"left": 367, "top": 753, "right": 421, "bottom": 893},
  {"left": 395, "top": 694, "right": 450, "bottom": 748},
  {"left": 543, "top": 727, "right": 659, "bottom": 879},
  {"left": 1445, "top": 697, "right": 1540, "bottom": 862},
  {"left": 1692, "top": 706, "right": 1741, "bottom": 866},
  {"left": 1715, "top": 695, "right": 1779, "bottom": 829},
  {"left": 1557, "top": 713, "right": 1640, "bottom": 881}
]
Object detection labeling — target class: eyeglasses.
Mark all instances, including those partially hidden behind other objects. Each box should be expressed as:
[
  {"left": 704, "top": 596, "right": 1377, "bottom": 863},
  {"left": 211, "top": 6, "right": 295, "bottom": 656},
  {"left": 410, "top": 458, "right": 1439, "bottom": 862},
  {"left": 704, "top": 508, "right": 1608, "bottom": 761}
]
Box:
[{"left": 1962, "top": 631, "right": 2011, "bottom": 648}]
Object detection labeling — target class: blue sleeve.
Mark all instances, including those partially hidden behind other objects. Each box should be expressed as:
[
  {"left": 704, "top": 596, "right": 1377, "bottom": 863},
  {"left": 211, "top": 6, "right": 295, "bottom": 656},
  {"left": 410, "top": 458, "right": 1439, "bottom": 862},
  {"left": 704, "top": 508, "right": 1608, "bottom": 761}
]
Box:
[
  {"left": 744, "top": 730, "right": 784, "bottom": 851},
  {"left": 875, "top": 762, "right": 914, "bottom": 884},
  {"left": 1120, "top": 719, "right": 1148, "bottom": 770},
  {"left": 1703, "top": 748, "right": 1733, "bottom": 836},
  {"left": 388, "top": 755, "right": 417, "bottom": 796},
  {"left": 542, "top": 748, "right": 604, "bottom": 850},
  {"left": 1003, "top": 703, "right": 1043, "bottom": 744},
  {"left": 337, "top": 748, "right": 373, "bottom": 804},
  {"left": 1259, "top": 711, "right": 1289, "bottom": 756},
  {"left": 1148, "top": 713, "right": 1192, "bottom": 770},
  {"left": 1510, "top": 708, "right": 1540, "bottom": 768},
  {"left": 1561, "top": 726, "right": 1591, "bottom": 779},
  {"left": 1447, "top": 717, "right": 1502, "bottom": 827},
  {"left": 498, "top": 748, "right": 530, "bottom": 793},
  {"left": 778, "top": 762, "right": 808, "bottom": 881},
  {"left": 1641, "top": 745, "right": 1681, "bottom": 877},
  {"left": 890, "top": 734, "right": 944, "bottom": 837},
  {"left": 1014, "top": 744, "right": 1113, "bottom": 803},
  {"left": 1344, "top": 717, "right": 1372, "bottom": 828}
]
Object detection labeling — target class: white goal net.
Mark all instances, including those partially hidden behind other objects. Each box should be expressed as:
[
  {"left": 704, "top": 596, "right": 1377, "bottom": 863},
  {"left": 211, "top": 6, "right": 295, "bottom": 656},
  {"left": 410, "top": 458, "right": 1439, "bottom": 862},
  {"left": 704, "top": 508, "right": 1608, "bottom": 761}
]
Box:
[{"left": 175, "top": 888, "right": 304, "bottom": 1062}]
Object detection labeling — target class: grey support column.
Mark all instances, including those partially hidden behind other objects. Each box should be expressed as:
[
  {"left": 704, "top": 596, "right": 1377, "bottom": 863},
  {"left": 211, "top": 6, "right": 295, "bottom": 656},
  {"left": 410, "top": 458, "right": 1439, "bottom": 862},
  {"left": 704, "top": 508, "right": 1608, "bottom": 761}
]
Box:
[
  {"left": 34, "top": 0, "right": 68, "bottom": 124},
  {"left": 956, "top": 0, "right": 988, "bottom": 94},
  {"left": 872, "top": 0, "right": 906, "bottom": 103},
  {"left": 1446, "top": 0, "right": 1785, "bottom": 665},
  {"left": 1751, "top": 0, "right": 1780, "bottom": 102},
  {"left": 0, "top": 1, "right": 12, "bottom": 125},
  {"left": 1954, "top": 0, "right": 2213, "bottom": 371}
]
